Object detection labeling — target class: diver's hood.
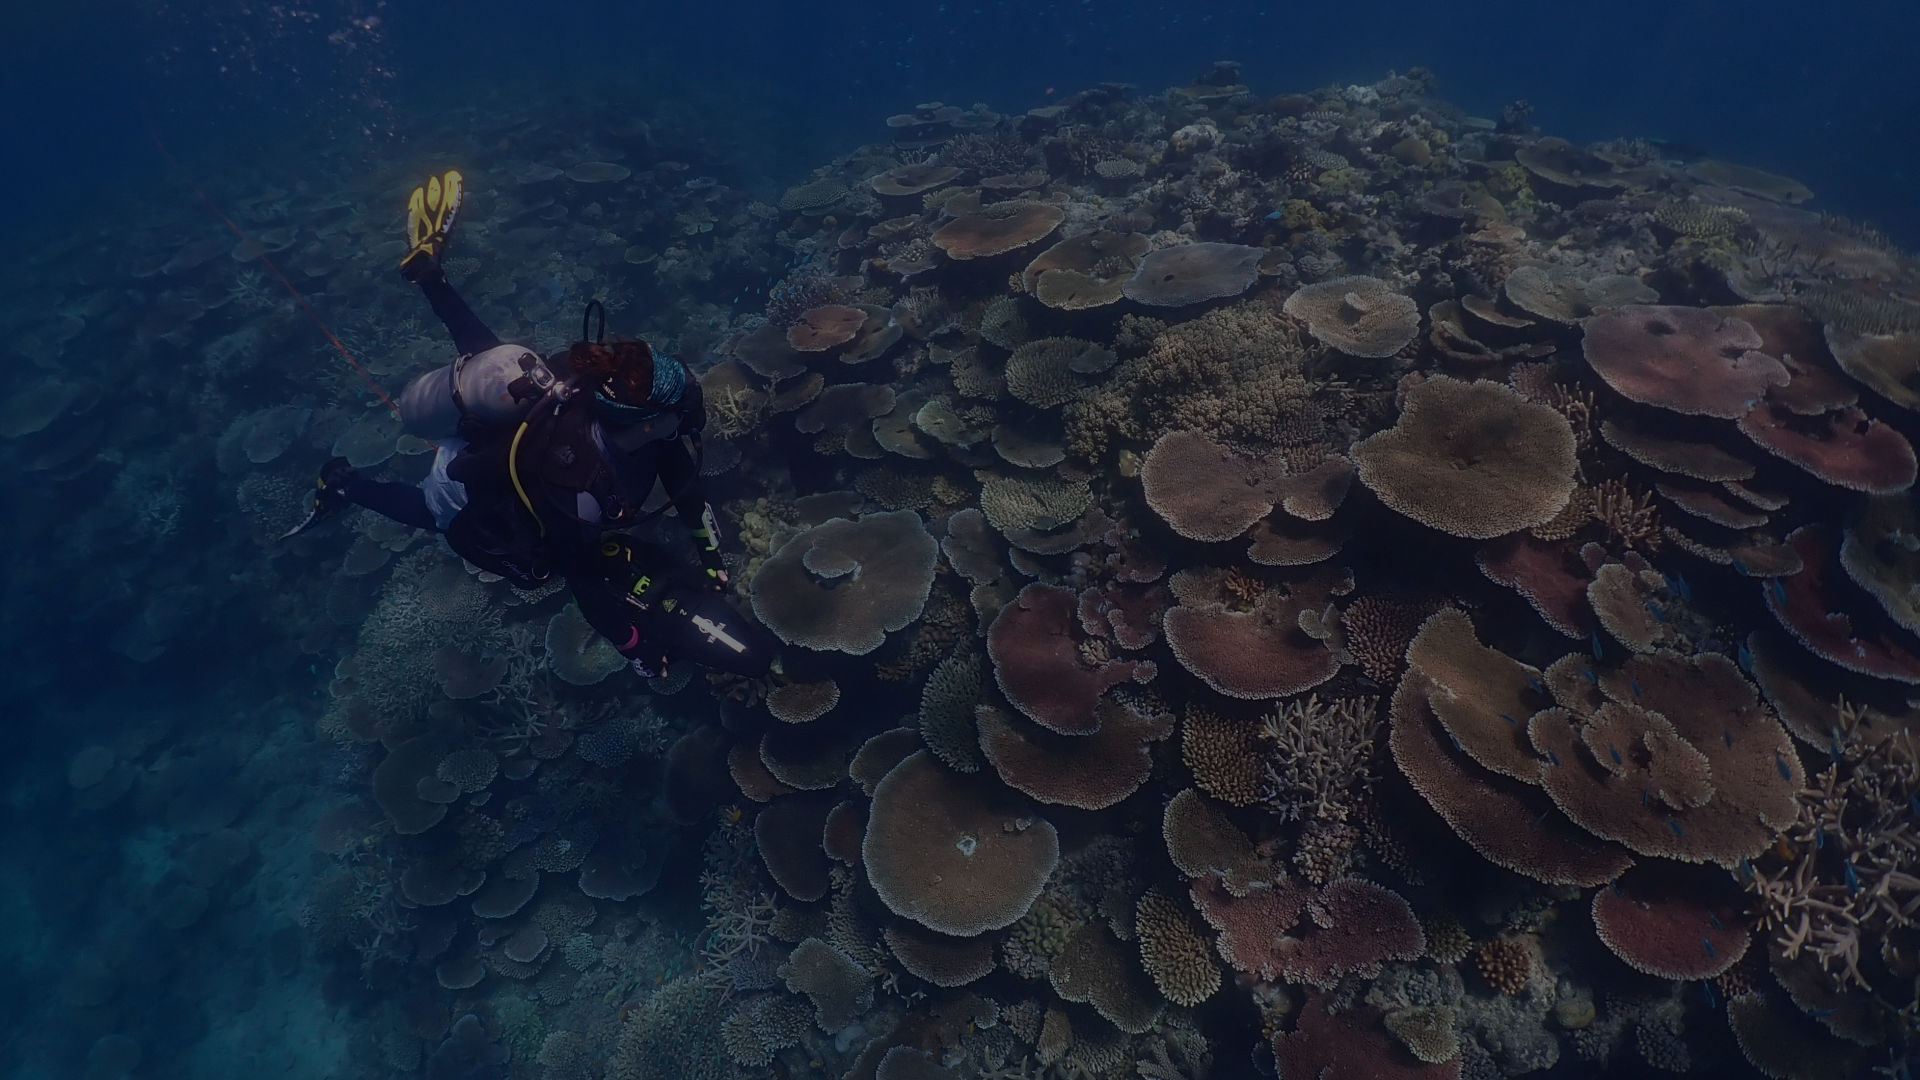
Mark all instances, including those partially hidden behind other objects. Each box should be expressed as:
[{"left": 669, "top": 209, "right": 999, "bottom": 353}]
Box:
[{"left": 397, "top": 344, "right": 544, "bottom": 439}]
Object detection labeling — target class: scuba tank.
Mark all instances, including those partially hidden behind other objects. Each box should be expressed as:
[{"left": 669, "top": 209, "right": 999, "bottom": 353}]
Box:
[{"left": 397, "top": 343, "right": 548, "bottom": 440}]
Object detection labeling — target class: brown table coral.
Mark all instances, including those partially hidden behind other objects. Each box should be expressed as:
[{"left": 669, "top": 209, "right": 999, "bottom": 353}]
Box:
[{"left": 1353, "top": 375, "right": 1577, "bottom": 539}]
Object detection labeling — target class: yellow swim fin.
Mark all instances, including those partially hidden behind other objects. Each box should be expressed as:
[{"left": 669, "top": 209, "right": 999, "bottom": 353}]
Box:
[{"left": 400, "top": 169, "right": 463, "bottom": 277}]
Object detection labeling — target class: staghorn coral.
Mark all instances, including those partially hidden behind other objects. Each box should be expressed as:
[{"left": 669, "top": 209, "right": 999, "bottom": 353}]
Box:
[
  {"left": 1589, "top": 476, "right": 1661, "bottom": 552},
  {"left": 1258, "top": 693, "right": 1381, "bottom": 822},
  {"left": 1745, "top": 702, "right": 1920, "bottom": 1036}
]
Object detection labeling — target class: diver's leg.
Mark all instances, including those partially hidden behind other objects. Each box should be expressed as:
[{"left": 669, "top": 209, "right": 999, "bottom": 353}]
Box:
[
  {"left": 343, "top": 478, "right": 441, "bottom": 532},
  {"left": 570, "top": 574, "right": 670, "bottom": 674},
  {"left": 413, "top": 270, "right": 503, "bottom": 356}
]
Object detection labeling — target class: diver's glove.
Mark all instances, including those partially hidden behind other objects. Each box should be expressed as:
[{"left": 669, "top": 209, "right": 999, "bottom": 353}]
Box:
[
  {"left": 317, "top": 457, "right": 359, "bottom": 508},
  {"left": 693, "top": 502, "right": 729, "bottom": 591},
  {"left": 400, "top": 169, "right": 464, "bottom": 281}
]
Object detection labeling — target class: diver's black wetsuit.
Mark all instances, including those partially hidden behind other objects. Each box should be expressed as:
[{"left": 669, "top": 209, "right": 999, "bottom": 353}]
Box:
[{"left": 339, "top": 271, "right": 775, "bottom": 678}]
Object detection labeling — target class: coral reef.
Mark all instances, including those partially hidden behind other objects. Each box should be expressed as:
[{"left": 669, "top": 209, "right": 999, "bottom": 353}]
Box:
[{"left": 24, "top": 54, "right": 1920, "bottom": 1080}]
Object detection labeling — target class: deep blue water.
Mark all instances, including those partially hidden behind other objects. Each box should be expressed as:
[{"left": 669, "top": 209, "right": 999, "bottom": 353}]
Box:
[{"left": 4, "top": 1, "right": 1919, "bottom": 248}]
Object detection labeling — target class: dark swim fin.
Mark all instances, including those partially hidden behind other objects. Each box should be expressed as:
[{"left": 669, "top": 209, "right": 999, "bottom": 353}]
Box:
[
  {"left": 277, "top": 498, "right": 332, "bottom": 542},
  {"left": 400, "top": 169, "right": 464, "bottom": 277}
]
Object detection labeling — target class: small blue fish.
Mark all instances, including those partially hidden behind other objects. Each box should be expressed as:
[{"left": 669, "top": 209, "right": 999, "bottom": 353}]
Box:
[
  {"left": 1708, "top": 911, "right": 1725, "bottom": 930},
  {"left": 1609, "top": 745, "right": 1623, "bottom": 766},
  {"left": 1775, "top": 751, "right": 1792, "bottom": 781},
  {"left": 1641, "top": 788, "right": 1651, "bottom": 807},
  {"left": 1546, "top": 748, "right": 1561, "bottom": 767},
  {"left": 1648, "top": 602, "right": 1667, "bottom": 624},
  {"left": 1737, "top": 858, "right": 1754, "bottom": 882},
  {"left": 1666, "top": 817, "right": 1685, "bottom": 837},
  {"left": 1264, "top": 209, "right": 1283, "bottom": 220},
  {"left": 1702, "top": 937, "right": 1716, "bottom": 959},
  {"left": 1674, "top": 572, "right": 1693, "bottom": 602},
  {"left": 1525, "top": 675, "right": 1546, "bottom": 695},
  {"left": 1579, "top": 666, "right": 1599, "bottom": 685},
  {"left": 1500, "top": 713, "right": 1520, "bottom": 725},
  {"left": 1737, "top": 641, "right": 1754, "bottom": 673},
  {"left": 1830, "top": 730, "right": 1844, "bottom": 761},
  {"left": 1591, "top": 632, "right": 1605, "bottom": 660},
  {"left": 1768, "top": 578, "right": 1788, "bottom": 606},
  {"left": 1723, "top": 727, "right": 1734, "bottom": 748},
  {"left": 1449, "top": 733, "right": 1466, "bottom": 753},
  {"left": 1703, "top": 981, "right": 1719, "bottom": 1008},
  {"left": 1845, "top": 862, "right": 1860, "bottom": 893},
  {"left": 1815, "top": 829, "right": 1825, "bottom": 850},
  {"left": 1532, "top": 809, "right": 1551, "bottom": 826},
  {"left": 1630, "top": 678, "right": 1643, "bottom": 698},
  {"left": 1730, "top": 557, "right": 1749, "bottom": 577}
]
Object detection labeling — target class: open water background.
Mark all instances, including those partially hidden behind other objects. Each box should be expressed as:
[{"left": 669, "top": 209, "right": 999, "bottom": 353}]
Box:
[{"left": 4, "top": 1, "right": 1919, "bottom": 250}]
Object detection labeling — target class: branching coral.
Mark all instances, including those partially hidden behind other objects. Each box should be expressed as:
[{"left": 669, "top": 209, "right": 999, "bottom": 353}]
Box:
[
  {"left": 1259, "top": 694, "right": 1381, "bottom": 822},
  {"left": 1746, "top": 703, "right": 1920, "bottom": 1034}
]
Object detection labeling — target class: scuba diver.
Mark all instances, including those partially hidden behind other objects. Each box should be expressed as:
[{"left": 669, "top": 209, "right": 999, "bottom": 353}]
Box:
[{"left": 290, "top": 169, "right": 777, "bottom": 680}]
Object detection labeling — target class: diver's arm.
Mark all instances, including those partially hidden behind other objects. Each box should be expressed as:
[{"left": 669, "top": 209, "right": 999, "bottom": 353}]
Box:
[
  {"left": 656, "top": 380, "right": 729, "bottom": 587},
  {"left": 657, "top": 435, "right": 727, "bottom": 588}
]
